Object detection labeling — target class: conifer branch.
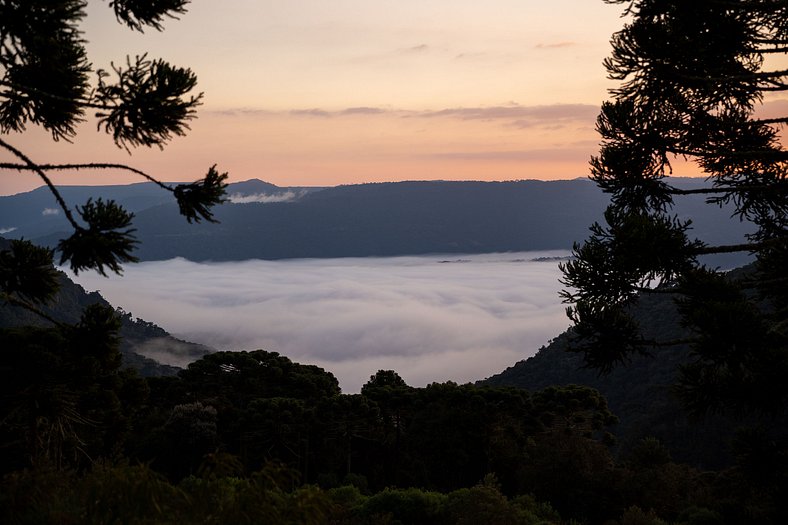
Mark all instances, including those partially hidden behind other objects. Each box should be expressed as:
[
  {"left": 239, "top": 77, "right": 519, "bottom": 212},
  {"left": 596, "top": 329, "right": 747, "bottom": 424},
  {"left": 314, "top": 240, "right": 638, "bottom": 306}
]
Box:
[
  {"left": 0, "top": 80, "right": 112, "bottom": 111},
  {"left": 0, "top": 292, "right": 65, "bottom": 328},
  {"left": 0, "top": 138, "right": 81, "bottom": 230},
  {"left": 0, "top": 161, "right": 172, "bottom": 192}
]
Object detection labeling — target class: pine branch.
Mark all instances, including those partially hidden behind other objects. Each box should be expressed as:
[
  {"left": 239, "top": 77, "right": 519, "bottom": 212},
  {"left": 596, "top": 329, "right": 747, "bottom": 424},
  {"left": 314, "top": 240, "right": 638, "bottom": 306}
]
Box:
[
  {"left": 665, "top": 144, "right": 788, "bottom": 161},
  {"left": 757, "top": 47, "right": 788, "bottom": 54},
  {"left": 0, "top": 292, "right": 65, "bottom": 328},
  {"left": 666, "top": 184, "right": 788, "bottom": 196},
  {"left": 0, "top": 80, "right": 112, "bottom": 111},
  {"left": 0, "top": 161, "right": 172, "bottom": 192},
  {"left": 692, "top": 242, "right": 765, "bottom": 255},
  {"left": 754, "top": 116, "right": 788, "bottom": 126},
  {"left": 0, "top": 138, "right": 81, "bottom": 230}
]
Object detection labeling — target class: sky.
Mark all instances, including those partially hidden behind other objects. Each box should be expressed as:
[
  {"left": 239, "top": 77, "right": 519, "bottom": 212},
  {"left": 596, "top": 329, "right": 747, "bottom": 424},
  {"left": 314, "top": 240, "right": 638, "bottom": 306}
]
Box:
[
  {"left": 1, "top": 0, "right": 631, "bottom": 195},
  {"left": 66, "top": 252, "right": 571, "bottom": 393}
]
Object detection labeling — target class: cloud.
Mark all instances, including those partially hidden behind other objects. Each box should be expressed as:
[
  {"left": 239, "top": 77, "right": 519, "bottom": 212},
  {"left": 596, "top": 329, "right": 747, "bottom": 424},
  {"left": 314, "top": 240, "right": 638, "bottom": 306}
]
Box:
[
  {"left": 42, "top": 208, "right": 59, "bottom": 216},
  {"left": 535, "top": 41, "right": 577, "bottom": 49},
  {"left": 290, "top": 108, "right": 333, "bottom": 118},
  {"left": 227, "top": 191, "right": 301, "bottom": 204},
  {"left": 133, "top": 337, "right": 212, "bottom": 369},
  {"left": 207, "top": 103, "right": 598, "bottom": 129},
  {"left": 67, "top": 253, "right": 571, "bottom": 393},
  {"left": 755, "top": 98, "right": 788, "bottom": 120},
  {"left": 423, "top": 147, "right": 594, "bottom": 163},
  {"left": 340, "top": 107, "right": 387, "bottom": 116},
  {"left": 418, "top": 103, "right": 598, "bottom": 125},
  {"left": 289, "top": 107, "right": 390, "bottom": 118},
  {"left": 350, "top": 43, "right": 434, "bottom": 64},
  {"left": 208, "top": 108, "right": 276, "bottom": 117},
  {"left": 0, "top": 226, "right": 16, "bottom": 234},
  {"left": 400, "top": 44, "right": 430, "bottom": 54}
]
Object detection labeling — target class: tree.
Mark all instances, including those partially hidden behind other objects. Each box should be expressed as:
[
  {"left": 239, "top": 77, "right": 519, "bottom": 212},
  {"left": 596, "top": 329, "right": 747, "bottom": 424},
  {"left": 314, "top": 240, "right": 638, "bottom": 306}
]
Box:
[
  {"left": 0, "top": 0, "right": 227, "bottom": 317},
  {"left": 561, "top": 0, "right": 787, "bottom": 414},
  {"left": 0, "top": 1, "right": 227, "bottom": 473}
]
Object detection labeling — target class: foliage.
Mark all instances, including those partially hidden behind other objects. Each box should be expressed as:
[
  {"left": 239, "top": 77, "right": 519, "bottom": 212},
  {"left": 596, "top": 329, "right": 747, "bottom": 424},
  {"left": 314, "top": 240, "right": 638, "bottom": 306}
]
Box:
[
  {"left": 178, "top": 349, "right": 342, "bottom": 404},
  {"left": 561, "top": 0, "right": 788, "bottom": 416},
  {"left": 4, "top": 353, "right": 787, "bottom": 523},
  {"left": 0, "top": 306, "right": 147, "bottom": 471},
  {"left": 0, "top": 0, "right": 227, "bottom": 297}
]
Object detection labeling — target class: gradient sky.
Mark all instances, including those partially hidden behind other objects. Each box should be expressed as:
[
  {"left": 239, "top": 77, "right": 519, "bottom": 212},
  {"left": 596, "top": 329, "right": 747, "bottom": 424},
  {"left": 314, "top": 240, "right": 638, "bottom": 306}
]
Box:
[{"left": 1, "top": 1, "right": 783, "bottom": 195}]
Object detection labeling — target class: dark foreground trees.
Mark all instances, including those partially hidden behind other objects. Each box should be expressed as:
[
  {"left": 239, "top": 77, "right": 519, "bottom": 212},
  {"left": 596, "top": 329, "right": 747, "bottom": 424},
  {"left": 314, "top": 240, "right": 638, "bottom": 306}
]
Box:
[
  {"left": 561, "top": 3, "right": 788, "bottom": 521},
  {"left": 561, "top": 0, "right": 787, "bottom": 415},
  {"left": 0, "top": 2, "right": 229, "bottom": 518},
  {"left": 0, "top": 1, "right": 227, "bottom": 471},
  {"left": 0, "top": 0, "right": 226, "bottom": 306}
]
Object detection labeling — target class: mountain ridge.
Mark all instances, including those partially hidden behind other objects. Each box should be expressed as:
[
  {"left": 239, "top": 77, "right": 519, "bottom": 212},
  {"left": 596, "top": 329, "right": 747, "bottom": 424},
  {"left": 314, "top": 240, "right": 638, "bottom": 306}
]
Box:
[{"left": 2, "top": 177, "right": 754, "bottom": 265}]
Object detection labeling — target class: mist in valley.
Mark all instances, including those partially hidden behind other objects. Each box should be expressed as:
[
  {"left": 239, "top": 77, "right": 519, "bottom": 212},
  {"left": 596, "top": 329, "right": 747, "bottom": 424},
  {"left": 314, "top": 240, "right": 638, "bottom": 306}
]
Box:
[{"left": 67, "top": 251, "right": 571, "bottom": 392}]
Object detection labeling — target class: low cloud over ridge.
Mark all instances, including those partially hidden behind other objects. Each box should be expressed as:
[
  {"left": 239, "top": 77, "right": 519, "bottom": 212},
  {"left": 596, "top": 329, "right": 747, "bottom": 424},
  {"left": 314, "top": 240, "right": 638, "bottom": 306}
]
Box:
[{"left": 68, "top": 253, "right": 571, "bottom": 392}]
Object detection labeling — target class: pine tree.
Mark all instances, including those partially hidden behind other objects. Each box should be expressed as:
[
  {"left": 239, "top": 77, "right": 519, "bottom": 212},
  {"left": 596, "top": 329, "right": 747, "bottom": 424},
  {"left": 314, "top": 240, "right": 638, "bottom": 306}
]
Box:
[
  {"left": 561, "top": 0, "right": 787, "bottom": 414},
  {"left": 0, "top": 0, "right": 227, "bottom": 313}
]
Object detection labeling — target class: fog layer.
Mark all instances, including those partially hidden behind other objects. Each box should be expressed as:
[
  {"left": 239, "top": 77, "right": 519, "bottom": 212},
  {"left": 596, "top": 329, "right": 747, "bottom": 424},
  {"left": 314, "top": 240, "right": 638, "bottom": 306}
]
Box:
[{"left": 67, "top": 252, "right": 571, "bottom": 392}]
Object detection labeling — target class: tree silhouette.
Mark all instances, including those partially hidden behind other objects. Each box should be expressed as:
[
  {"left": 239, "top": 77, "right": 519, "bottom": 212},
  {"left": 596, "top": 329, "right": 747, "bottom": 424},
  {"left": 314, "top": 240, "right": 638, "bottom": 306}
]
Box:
[
  {"left": 561, "top": 0, "right": 787, "bottom": 414},
  {"left": 0, "top": 1, "right": 227, "bottom": 471},
  {"left": 0, "top": 0, "right": 227, "bottom": 314}
]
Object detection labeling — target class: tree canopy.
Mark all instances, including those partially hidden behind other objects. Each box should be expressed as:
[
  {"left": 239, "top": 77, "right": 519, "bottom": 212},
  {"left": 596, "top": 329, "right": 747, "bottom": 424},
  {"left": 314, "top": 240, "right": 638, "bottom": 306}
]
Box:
[
  {"left": 561, "top": 0, "right": 787, "bottom": 414},
  {"left": 0, "top": 0, "right": 227, "bottom": 317}
]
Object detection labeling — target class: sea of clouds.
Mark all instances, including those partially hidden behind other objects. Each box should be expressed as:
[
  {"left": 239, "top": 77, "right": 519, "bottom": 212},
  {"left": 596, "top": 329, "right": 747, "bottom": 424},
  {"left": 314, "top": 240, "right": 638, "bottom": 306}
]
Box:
[{"left": 67, "top": 252, "right": 572, "bottom": 393}]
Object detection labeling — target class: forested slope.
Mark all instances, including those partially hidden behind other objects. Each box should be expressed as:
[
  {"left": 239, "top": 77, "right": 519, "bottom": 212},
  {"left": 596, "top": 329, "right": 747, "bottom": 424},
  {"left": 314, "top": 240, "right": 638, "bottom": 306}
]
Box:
[{"left": 0, "top": 238, "right": 212, "bottom": 376}]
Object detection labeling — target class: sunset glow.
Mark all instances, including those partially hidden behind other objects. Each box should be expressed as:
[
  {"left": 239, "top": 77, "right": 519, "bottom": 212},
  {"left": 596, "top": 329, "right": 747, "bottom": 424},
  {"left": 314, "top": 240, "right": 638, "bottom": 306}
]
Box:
[{"left": 0, "top": 1, "right": 784, "bottom": 196}]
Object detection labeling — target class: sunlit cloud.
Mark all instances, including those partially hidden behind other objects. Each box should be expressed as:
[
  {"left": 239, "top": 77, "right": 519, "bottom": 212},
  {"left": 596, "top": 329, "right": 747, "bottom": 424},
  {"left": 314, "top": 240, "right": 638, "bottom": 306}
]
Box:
[
  {"left": 205, "top": 103, "right": 598, "bottom": 130},
  {"left": 340, "top": 107, "right": 387, "bottom": 116},
  {"left": 349, "top": 43, "right": 440, "bottom": 64},
  {"left": 756, "top": 97, "right": 788, "bottom": 120},
  {"left": 535, "top": 41, "right": 578, "bottom": 49},
  {"left": 290, "top": 108, "right": 333, "bottom": 118},
  {"left": 67, "top": 252, "right": 572, "bottom": 393},
  {"left": 418, "top": 104, "right": 598, "bottom": 123},
  {"left": 0, "top": 227, "right": 16, "bottom": 234},
  {"left": 227, "top": 191, "right": 302, "bottom": 204},
  {"left": 423, "top": 147, "right": 593, "bottom": 163},
  {"left": 400, "top": 44, "right": 430, "bottom": 54},
  {"left": 42, "top": 208, "right": 59, "bottom": 216}
]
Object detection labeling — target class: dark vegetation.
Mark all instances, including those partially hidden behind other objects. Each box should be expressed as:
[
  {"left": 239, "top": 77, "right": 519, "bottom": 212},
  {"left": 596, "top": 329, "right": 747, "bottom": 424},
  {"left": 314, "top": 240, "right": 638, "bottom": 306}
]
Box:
[
  {"left": 554, "top": 0, "right": 788, "bottom": 522},
  {"left": 0, "top": 238, "right": 211, "bottom": 376},
  {"left": 3, "top": 241, "right": 783, "bottom": 523},
  {"left": 485, "top": 269, "right": 788, "bottom": 472},
  {"left": 0, "top": 331, "right": 736, "bottom": 525},
  {"left": 2, "top": 0, "right": 787, "bottom": 523}
]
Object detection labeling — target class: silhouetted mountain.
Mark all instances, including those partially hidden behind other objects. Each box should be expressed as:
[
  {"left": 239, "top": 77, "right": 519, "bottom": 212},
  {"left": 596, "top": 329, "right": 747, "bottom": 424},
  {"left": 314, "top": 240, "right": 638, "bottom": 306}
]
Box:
[
  {"left": 0, "top": 179, "right": 316, "bottom": 240},
  {"left": 10, "top": 178, "right": 752, "bottom": 264},
  {"left": 0, "top": 238, "right": 213, "bottom": 376}
]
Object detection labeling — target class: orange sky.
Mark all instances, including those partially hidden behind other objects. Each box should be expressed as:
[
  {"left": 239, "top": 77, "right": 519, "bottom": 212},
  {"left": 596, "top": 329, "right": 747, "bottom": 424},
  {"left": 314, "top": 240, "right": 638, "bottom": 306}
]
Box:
[{"left": 0, "top": 1, "right": 784, "bottom": 195}]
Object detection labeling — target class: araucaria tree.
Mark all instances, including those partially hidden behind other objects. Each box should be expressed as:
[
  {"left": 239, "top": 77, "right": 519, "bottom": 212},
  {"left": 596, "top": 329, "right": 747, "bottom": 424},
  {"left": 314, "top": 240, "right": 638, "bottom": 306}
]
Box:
[
  {"left": 561, "top": 0, "right": 787, "bottom": 414},
  {"left": 0, "top": 1, "right": 226, "bottom": 469},
  {"left": 0, "top": 1, "right": 227, "bottom": 304}
]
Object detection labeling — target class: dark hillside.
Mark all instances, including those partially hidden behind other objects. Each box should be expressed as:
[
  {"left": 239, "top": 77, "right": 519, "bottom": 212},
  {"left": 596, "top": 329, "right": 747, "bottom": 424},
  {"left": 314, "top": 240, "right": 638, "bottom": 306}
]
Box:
[
  {"left": 482, "top": 291, "right": 748, "bottom": 469},
  {"left": 0, "top": 238, "right": 212, "bottom": 376}
]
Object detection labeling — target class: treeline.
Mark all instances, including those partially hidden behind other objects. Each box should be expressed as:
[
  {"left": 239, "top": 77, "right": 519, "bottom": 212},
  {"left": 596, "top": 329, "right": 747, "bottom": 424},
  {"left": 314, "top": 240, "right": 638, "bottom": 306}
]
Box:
[{"left": 1, "top": 319, "right": 786, "bottom": 524}]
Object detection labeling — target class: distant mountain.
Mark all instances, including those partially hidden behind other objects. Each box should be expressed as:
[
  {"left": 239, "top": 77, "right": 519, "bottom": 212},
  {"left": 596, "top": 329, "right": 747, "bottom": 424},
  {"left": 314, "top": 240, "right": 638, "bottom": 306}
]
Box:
[
  {"left": 1, "top": 178, "right": 752, "bottom": 265},
  {"left": 0, "top": 238, "right": 213, "bottom": 376},
  {"left": 0, "top": 179, "right": 318, "bottom": 240}
]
